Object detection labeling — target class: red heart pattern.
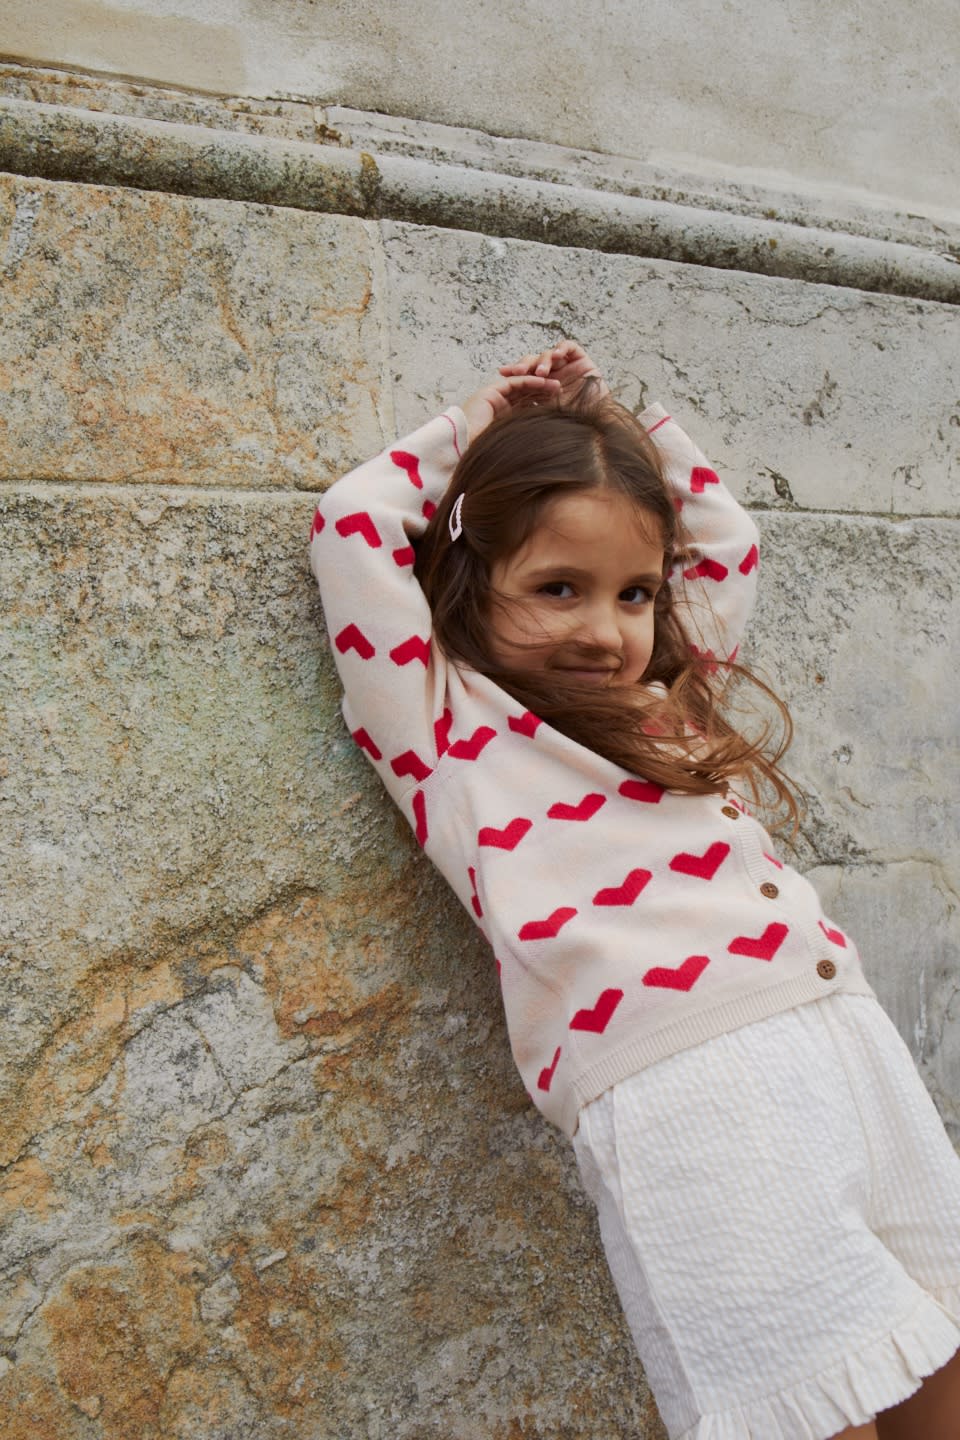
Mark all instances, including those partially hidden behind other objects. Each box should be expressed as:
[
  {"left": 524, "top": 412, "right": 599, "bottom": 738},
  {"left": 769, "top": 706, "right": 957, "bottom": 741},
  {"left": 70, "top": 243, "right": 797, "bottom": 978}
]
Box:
[
  {"left": 643, "top": 955, "right": 710, "bottom": 991},
  {"left": 669, "top": 842, "right": 729, "bottom": 880},
  {"left": 335, "top": 623, "right": 375, "bottom": 659},
  {"left": 390, "top": 449, "right": 423, "bottom": 488},
  {"left": 508, "top": 711, "right": 542, "bottom": 738},
  {"left": 690, "top": 466, "right": 719, "bottom": 494},
  {"left": 390, "top": 635, "right": 430, "bottom": 667},
  {"left": 683, "top": 557, "right": 729, "bottom": 583},
  {"left": 392, "top": 544, "right": 415, "bottom": 567},
  {"left": 412, "top": 790, "right": 428, "bottom": 846},
  {"left": 422, "top": 499, "right": 437, "bottom": 520},
  {"left": 467, "top": 865, "right": 483, "bottom": 918},
  {"left": 351, "top": 727, "right": 382, "bottom": 761},
  {"left": 336, "top": 512, "right": 382, "bottom": 547},
  {"left": 819, "top": 920, "right": 846, "bottom": 947},
  {"left": 538, "top": 1046, "right": 561, "bottom": 1092},
  {"left": 739, "top": 543, "right": 759, "bottom": 575},
  {"left": 763, "top": 852, "right": 783, "bottom": 870},
  {"left": 434, "top": 708, "right": 453, "bottom": 755},
  {"left": 547, "top": 793, "right": 606, "bottom": 822},
  {"left": 728, "top": 922, "right": 788, "bottom": 961},
  {"left": 478, "top": 817, "right": 532, "bottom": 850},
  {"left": 689, "top": 644, "right": 719, "bottom": 673},
  {"left": 618, "top": 779, "right": 664, "bottom": 804},
  {"left": 593, "top": 868, "right": 652, "bottom": 906},
  {"left": 448, "top": 725, "right": 496, "bottom": 761},
  {"left": 391, "top": 749, "right": 432, "bottom": 782},
  {"left": 311, "top": 510, "right": 325, "bottom": 538},
  {"left": 519, "top": 907, "right": 577, "bottom": 941},
  {"left": 570, "top": 988, "right": 623, "bottom": 1034}
]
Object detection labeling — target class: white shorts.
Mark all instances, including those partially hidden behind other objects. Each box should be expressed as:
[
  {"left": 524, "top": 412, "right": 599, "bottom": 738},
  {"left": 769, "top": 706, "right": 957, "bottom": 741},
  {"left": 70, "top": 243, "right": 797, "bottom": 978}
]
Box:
[{"left": 573, "top": 993, "right": 960, "bottom": 1440}]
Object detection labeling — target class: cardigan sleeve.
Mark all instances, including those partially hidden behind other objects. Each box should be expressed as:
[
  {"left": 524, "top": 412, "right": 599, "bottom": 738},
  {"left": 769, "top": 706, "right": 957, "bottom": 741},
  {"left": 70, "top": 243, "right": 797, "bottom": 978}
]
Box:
[
  {"left": 641, "top": 404, "right": 760, "bottom": 664},
  {"left": 309, "top": 408, "right": 467, "bottom": 807}
]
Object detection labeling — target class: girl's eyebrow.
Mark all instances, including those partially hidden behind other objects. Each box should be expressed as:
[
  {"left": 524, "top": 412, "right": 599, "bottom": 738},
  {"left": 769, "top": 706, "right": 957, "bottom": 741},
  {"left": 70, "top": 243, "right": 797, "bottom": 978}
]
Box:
[{"left": 525, "top": 564, "right": 663, "bottom": 586}]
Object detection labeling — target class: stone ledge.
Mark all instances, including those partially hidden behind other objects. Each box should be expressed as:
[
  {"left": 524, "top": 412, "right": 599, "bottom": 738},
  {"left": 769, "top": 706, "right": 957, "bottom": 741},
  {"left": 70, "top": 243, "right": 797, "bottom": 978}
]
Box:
[{"left": 2, "top": 94, "right": 960, "bottom": 304}]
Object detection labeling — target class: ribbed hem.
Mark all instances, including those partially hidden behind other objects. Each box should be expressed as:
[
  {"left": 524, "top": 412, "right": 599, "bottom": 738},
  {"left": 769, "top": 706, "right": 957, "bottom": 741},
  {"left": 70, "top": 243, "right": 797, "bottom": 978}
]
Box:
[
  {"left": 562, "top": 970, "right": 877, "bottom": 1138},
  {"left": 677, "top": 1289, "right": 960, "bottom": 1439}
]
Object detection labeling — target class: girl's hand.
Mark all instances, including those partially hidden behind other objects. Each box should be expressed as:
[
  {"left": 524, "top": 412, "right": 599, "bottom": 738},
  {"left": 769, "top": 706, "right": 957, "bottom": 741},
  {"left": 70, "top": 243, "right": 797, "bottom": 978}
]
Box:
[
  {"left": 460, "top": 373, "right": 561, "bottom": 444},
  {"left": 499, "top": 340, "right": 609, "bottom": 404}
]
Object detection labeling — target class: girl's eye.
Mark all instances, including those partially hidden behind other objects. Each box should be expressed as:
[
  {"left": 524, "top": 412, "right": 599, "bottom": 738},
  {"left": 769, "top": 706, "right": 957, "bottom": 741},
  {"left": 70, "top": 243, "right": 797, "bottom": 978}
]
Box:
[
  {"left": 539, "top": 581, "right": 574, "bottom": 598},
  {"left": 621, "top": 585, "right": 653, "bottom": 605}
]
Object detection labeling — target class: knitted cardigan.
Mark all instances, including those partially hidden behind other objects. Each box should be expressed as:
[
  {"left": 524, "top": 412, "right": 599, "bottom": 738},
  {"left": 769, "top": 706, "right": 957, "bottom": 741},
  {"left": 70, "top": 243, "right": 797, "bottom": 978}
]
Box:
[{"left": 310, "top": 403, "right": 875, "bottom": 1137}]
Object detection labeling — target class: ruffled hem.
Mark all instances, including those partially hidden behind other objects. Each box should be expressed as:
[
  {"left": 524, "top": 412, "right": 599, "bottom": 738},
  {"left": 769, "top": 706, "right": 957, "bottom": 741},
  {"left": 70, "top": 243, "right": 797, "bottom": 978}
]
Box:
[{"left": 680, "top": 1286, "right": 960, "bottom": 1440}]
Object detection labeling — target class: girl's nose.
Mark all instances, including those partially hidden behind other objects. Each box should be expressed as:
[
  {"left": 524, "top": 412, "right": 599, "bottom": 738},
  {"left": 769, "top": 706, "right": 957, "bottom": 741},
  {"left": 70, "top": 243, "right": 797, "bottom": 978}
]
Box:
[{"left": 578, "top": 605, "right": 623, "bottom": 654}]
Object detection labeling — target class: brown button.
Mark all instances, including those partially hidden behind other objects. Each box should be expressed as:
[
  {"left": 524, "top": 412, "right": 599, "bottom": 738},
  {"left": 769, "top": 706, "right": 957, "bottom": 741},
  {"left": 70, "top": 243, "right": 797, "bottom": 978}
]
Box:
[
  {"left": 721, "top": 805, "right": 740, "bottom": 819},
  {"left": 817, "top": 959, "right": 837, "bottom": 980},
  {"left": 759, "top": 882, "right": 779, "bottom": 899}
]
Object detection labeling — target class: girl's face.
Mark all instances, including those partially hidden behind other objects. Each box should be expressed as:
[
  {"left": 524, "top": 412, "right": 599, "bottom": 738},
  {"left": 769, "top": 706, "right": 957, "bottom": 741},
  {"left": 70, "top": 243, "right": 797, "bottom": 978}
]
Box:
[{"left": 487, "top": 488, "right": 665, "bottom": 686}]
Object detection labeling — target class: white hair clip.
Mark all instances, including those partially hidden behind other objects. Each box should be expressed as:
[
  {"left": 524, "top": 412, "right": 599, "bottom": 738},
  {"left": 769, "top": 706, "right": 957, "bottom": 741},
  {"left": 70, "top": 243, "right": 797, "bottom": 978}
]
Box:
[{"left": 449, "top": 492, "right": 465, "bottom": 542}]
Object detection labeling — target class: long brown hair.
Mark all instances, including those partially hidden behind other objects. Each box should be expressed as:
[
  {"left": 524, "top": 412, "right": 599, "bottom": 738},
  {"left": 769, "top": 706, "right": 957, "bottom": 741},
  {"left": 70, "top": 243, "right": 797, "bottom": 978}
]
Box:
[{"left": 415, "top": 389, "right": 799, "bottom": 831}]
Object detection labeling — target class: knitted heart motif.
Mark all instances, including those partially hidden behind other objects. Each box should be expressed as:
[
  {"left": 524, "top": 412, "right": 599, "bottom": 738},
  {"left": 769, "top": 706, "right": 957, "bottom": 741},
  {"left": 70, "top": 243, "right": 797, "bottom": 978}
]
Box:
[
  {"left": 669, "top": 842, "right": 729, "bottom": 880},
  {"left": 311, "top": 510, "right": 325, "bottom": 538},
  {"left": 728, "top": 922, "right": 788, "bottom": 962},
  {"left": 335, "top": 512, "right": 381, "bottom": 547},
  {"left": 412, "top": 790, "right": 428, "bottom": 846},
  {"left": 593, "top": 868, "right": 652, "bottom": 906},
  {"left": 335, "top": 623, "right": 375, "bottom": 659},
  {"left": 467, "top": 866, "right": 483, "bottom": 918},
  {"left": 478, "top": 817, "right": 533, "bottom": 850},
  {"left": 570, "top": 988, "right": 623, "bottom": 1034},
  {"left": 448, "top": 725, "right": 497, "bottom": 761},
  {"left": 391, "top": 750, "right": 432, "bottom": 782},
  {"left": 618, "top": 779, "right": 665, "bottom": 804},
  {"left": 422, "top": 499, "right": 437, "bottom": 520},
  {"left": 433, "top": 708, "right": 453, "bottom": 755},
  {"left": 392, "top": 544, "right": 415, "bottom": 567},
  {"left": 683, "top": 557, "right": 729, "bottom": 583},
  {"left": 537, "top": 1046, "right": 561, "bottom": 1092},
  {"left": 739, "top": 543, "right": 759, "bottom": 575},
  {"left": 508, "top": 711, "right": 542, "bottom": 738},
  {"left": 390, "top": 449, "right": 423, "bottom": 488},
  {"left": 389, "top": 635, "right": 430, "bottom": 667},
  {"left": 819, "top": 921, "right": 847, "bottom": 947},
  {"left": 351, "top": 727, "right": 382, "bottom": 760},
  {"left": 690, "top": 466, "right": 720, "bottom": 494},
  {"left": 547, "top": 793, "right": 606, "bottom": 822},
  {"left": 643, "top": 955, "right": 710, "bottom": 991},
  {"left": 518, "top": 907, "right": 577, "bottom": 941}
]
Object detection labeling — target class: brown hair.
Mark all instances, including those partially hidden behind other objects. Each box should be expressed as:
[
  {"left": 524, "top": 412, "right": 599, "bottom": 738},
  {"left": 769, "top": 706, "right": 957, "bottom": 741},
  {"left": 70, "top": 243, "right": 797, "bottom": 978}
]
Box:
[{"left": 414, "top": 389, "right": 799, "bottom": 831}]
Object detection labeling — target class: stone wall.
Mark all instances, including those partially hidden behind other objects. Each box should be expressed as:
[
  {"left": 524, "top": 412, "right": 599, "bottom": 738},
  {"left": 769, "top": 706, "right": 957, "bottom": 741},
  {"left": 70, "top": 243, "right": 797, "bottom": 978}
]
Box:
[{"left": 1, "top": 58, "right": 958, "bottom": 1440}]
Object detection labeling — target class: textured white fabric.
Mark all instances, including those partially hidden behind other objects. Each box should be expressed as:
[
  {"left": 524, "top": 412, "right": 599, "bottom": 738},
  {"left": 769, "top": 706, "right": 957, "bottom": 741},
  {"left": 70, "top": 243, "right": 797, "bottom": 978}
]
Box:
[{"left": 573, "top": 994, "right": 960, "bottom": 1439}]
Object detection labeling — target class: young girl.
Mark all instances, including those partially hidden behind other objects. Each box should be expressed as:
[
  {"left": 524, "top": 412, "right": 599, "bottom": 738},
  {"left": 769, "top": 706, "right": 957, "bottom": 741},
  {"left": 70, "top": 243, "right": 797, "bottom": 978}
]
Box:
[{"left": 310, "top": 341, "right": 960, "bottom": 1439}]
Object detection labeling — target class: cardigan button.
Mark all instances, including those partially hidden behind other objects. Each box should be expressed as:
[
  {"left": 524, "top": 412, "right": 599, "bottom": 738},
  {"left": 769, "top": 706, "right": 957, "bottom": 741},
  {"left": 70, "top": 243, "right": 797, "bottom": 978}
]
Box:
[
  {"left": 817, "top": 959, "right": 837, "bottom": 980},
  {"left": 721, "top": 805, "right": 740, "bottom": 819},
  {"left": 759, "top": 882, "right": 779, "bottom": 899}
]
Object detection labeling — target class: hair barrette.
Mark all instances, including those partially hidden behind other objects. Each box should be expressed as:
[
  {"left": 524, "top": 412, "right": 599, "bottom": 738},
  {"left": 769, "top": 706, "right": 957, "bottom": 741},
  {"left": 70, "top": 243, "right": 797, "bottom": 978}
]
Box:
[{"left": 449, "top": 492, "right": 465, "bottom": 542}]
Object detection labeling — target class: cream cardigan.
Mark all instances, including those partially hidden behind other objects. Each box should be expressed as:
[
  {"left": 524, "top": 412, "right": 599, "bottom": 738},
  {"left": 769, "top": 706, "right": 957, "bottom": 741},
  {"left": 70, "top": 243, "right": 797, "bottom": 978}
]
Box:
[{"left": 311, "top": 403, "right": 874, "bottom": 1136}]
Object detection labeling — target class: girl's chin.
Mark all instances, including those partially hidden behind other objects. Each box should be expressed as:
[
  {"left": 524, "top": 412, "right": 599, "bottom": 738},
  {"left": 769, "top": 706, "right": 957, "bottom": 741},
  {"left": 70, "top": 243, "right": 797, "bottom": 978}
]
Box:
[{"left": 551, "top": 668, "right": 619, "bottom": 685}]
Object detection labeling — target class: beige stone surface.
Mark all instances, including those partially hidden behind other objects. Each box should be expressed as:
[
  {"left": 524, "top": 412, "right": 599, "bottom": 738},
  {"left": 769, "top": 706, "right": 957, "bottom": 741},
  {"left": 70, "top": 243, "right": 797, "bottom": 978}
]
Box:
[
  {"left": 382, "top": 222, "right": 960, "bottom": 516},
  {"left": 2, "top": 0, "right": 958, "bottom": 220},
  {"left": 0, "top": 174, "right": 386, "bottom": 487}
]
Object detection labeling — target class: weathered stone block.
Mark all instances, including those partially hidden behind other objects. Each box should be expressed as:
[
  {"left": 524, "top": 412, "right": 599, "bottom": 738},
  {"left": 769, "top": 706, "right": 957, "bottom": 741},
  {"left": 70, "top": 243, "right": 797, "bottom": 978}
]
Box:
[
  {"left": 0, "top": 174, "right": 387, "bottom": 487},
  {"left": 382, "top": 221, "right": 959, "bottom": 515}
]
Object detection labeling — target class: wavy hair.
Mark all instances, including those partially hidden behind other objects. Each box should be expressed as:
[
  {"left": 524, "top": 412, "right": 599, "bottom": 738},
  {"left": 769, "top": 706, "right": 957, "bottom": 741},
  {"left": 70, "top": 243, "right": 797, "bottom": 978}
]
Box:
[{"left": 414, "top": 389, "right": 799, "bottom": 831}]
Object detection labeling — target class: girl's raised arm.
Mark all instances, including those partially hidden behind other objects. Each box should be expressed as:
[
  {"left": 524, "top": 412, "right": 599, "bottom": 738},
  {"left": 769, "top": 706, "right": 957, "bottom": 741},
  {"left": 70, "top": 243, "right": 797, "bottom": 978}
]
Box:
[
  {"left": 643, "top": 407, "right": 761, "bottom": 667},
  {"left": 310, "top": 373, "right": 560, "bottom": 816},
  {"left": 310, "top": 410, "right": 466, "bottom": 812}
]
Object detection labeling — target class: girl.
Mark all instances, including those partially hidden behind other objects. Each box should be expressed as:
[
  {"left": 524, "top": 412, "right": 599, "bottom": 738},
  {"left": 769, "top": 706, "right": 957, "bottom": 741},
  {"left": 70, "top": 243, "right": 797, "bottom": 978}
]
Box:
[{"left": 310, "top": 341, "right": 960, "bottom": 1439}]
